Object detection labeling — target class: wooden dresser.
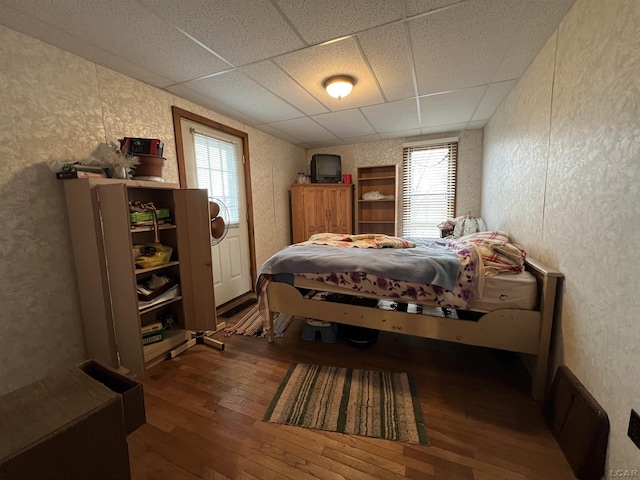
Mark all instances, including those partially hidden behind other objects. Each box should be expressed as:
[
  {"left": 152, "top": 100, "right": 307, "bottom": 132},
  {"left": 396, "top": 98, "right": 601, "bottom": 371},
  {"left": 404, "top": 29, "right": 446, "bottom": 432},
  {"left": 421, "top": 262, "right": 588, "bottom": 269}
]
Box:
[{"left": 290, "top": 183, "right": 353, "bottom": 243}]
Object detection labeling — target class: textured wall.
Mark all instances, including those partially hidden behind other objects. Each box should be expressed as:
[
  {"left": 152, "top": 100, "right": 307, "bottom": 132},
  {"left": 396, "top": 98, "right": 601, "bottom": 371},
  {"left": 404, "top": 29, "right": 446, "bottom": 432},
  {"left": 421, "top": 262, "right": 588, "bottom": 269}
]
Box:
[
  {"left": 307, "top": 129, "right": 484, "bottom": 231},
  {"left": 483, "top": 0, "right": 640, "bottom": 473},
  {"left": 0, "top": 25, "right": 304, "bottom": 395}
]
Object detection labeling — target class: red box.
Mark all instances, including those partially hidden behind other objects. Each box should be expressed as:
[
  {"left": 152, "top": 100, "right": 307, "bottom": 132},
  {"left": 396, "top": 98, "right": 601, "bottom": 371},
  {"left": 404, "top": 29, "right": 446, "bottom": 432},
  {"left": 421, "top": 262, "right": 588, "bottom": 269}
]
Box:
[{"left": 119, "top": 137, "right": 164, "bottom": 156}]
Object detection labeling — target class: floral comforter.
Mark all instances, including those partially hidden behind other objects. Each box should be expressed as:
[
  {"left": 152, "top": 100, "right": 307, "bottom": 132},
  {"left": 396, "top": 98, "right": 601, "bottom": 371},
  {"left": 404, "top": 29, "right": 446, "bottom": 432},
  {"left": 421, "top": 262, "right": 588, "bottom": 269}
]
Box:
[{"left": 295, "top": 238, "right": 483, "bottom": 310}]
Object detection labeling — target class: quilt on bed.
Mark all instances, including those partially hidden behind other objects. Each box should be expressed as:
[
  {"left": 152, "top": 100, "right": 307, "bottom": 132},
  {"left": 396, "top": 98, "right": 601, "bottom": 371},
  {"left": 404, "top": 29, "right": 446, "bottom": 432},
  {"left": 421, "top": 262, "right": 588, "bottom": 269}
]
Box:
[
  {"left": 249, "top": 232, "right": 526, "bottom": 336},
  {"left": 295, "top": 237, "right": 480, "bottom": 309}
]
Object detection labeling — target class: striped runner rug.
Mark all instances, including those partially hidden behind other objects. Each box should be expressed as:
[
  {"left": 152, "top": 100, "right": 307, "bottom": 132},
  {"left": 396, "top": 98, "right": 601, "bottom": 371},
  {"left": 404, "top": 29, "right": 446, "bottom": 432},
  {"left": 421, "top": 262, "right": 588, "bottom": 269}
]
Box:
[{"left": 264, "top": 363, "right": 429, "bottom": 445}]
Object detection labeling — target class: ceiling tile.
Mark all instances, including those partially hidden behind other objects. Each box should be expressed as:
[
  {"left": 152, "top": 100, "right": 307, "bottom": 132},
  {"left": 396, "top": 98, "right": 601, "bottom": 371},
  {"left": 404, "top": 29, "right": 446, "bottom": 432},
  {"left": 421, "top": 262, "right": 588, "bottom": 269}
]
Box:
[
  {"left": 409, "top": 0, "right": 524, "bottom": 95},
  {"left": 357, "top": 23, "right": 415, "bottom": 102},
  {"left": 0, "top": 3, "right": 174, "bottom": 88},
  {"left": 421, "top": 123, "right": 467, "bottom": 135},
  {"left": 342, "top": 133, "right": 383, "bottom": 144},
  {"left": 267, "top": 117, "right": 338, "bottom": 144},
  {"left": 404, "top": 0, "right": 463, "bottom": 17},
  {"left": 274, "top": 37, "right": 384, "bottom": 111},
  {"left": 253, "top": 124, "right": 306, "bottom": 145},
  {"left": 166, "top": 83, "right": 262, "bottom": 126},
  {"left": 239, "top": 60, "right": 329, "bottom": 116},
  {"left": 275, "top": 0, "right": 404, "bottom": 45},
  {"left": 174, "top": 71, "right": 305, "bottom": 124},
  {"left": 139, "top": 0, "right": 305, "bottom": 66},
  {"left": 361, "top": 98, "right": 419, "bottom": 132},
  {"left": 467, "top": 120, "right": 487, "bottom": 130},
  {"left": 1, "top": 0, "right": 230, "bottom": 83},
  {"left": 312, "top": 110, "right": 376, "bottom": 138},
  {"left": 419, "top": 86, "right": 486, "bottom": 127},
  {"left": 471, "top": 80, "right": 517, "bottom": 121},
  {"left": 379, "top": 129, "right": 422, "bottom": 140},
  {"left": 493, "top": 0, "right": 575, "bottom": 81}
]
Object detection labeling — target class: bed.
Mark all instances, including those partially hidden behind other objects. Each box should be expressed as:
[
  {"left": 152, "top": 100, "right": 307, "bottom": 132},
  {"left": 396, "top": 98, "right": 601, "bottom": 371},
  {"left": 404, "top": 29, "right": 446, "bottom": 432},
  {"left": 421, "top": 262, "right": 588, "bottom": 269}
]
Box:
[{"left": 257, "top": 232, "right": 562, "bottom": 400}]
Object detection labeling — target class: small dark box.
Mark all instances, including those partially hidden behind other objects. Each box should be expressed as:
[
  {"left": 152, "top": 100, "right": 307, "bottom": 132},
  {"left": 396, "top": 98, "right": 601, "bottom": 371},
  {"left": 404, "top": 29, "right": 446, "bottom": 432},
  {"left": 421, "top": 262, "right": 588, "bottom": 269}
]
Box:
[{"left": 120, "top": 137, "right": 164, "bottom": 156}]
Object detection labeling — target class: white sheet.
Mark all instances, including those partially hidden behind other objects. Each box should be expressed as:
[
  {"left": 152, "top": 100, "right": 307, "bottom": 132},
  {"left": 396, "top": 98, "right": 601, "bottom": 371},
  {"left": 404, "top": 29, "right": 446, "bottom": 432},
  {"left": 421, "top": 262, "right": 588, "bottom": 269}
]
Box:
[{"left": 468, "top": 270, "right": 537, "bottom": 311}]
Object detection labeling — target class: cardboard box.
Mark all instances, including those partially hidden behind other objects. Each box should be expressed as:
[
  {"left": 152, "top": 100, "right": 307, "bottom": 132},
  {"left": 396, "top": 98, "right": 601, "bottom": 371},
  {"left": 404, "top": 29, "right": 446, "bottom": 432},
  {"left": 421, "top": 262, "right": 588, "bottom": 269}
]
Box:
[
  {"left": 76, "top": 360, "right": 146, "bottom": 435},
  {"left": 0, "top": 360, "right": 145, "bottom": 479}
]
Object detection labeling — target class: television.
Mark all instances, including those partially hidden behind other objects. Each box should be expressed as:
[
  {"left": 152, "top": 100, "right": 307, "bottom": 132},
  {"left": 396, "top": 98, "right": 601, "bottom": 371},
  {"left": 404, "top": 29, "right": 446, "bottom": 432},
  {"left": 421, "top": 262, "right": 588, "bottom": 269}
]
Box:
[{"left": 310, "top": 154, "right": 341, "bottom": 183}]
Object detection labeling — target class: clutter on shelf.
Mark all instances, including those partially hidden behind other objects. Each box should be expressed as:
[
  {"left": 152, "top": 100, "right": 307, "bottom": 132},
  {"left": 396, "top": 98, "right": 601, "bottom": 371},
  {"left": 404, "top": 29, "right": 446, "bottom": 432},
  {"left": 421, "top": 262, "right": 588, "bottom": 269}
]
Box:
[
  {"left": 362, "top": 190, "right": 395, "bottom": 201},
  {"left": 50, "top": 137, "right": 166, "bottom": 181},
  {"left": 136, "top": 274, "right": 180, "bottom": 312}
]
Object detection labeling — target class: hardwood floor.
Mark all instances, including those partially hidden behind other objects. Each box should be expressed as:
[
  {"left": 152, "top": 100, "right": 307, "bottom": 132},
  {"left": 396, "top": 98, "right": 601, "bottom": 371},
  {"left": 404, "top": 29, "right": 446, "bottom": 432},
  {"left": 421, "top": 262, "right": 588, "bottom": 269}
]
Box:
[{"left": 128, "top": 314, "right": 575, "bottom": 479}]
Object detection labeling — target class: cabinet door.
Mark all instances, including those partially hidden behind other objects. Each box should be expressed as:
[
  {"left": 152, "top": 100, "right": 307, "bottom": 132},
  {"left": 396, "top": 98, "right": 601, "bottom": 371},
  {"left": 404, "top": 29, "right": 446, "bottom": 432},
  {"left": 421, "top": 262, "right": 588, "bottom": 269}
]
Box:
[
  {"left": 326, "top": 186, "right": 353, "bottom": 234},
  {"left": 290, "top": 186, "right": 306, "bottom": 243},
  {"left": 174, "top": 189, "right": 217, "bottom": 332},
  {"left": 304, "top": 187, "right": 329, "bottom": 239},
  {"left": 96, "top": 183, "right": 145, "bottom": 376}
]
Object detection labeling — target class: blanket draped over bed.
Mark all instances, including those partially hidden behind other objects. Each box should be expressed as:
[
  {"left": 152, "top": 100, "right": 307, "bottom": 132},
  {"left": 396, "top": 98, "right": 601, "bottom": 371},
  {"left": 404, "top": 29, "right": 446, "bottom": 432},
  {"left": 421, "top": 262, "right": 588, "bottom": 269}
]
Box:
[
  {"left": 297, "top": 232, "right": 417, "bottom": 249},
  {"left": 258, "top": 237, "right": 459, "bottom": 291}
]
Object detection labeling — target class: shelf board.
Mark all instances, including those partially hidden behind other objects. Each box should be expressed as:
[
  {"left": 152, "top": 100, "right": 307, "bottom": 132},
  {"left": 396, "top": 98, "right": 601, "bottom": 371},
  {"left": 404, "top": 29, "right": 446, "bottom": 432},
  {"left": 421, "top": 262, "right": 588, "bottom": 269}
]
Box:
[
  {"left": 135, "top": 260, "right": 179, "bottom": 276},
  {"left": 143, "top": 329, "right": 189, "bottom": 364},
  {"left": 357, "top": 176, "right": 396, "bottom": 181},
  {"left": 77, "top": 177, "right": 180, "bottom": 189},
  {"left": 357, "top": 220, "right": 395, "bottom": 224},
  {"left": 138, "top": 295, "right": 183, "bottom": 314},
  {"left": 130, "top": 223, "right": 176, "bottom": 233},
  {"left": 358, "top": 199, "right": 395, "bottom": 202}
]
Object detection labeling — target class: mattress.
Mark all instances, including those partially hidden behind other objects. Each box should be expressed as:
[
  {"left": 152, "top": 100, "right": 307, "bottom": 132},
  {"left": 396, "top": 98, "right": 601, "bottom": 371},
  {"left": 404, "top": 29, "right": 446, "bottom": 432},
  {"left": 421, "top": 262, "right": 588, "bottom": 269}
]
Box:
[
  {"left": 469, "top": 270, "right": 537, "bottom": 311},
  {"left": 293, "top": 269, "right": 538, "bottom": 313}
]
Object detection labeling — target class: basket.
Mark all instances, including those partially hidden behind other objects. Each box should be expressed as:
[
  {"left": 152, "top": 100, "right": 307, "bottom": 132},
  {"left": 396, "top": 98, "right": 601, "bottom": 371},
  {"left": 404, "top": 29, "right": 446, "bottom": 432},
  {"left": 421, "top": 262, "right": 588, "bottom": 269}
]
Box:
[
  {"left": 134, "top": 244, "right": 173, "bottom": 269},
  {"left": 133, "top": 154, "right": 165, "bottom": 178}
]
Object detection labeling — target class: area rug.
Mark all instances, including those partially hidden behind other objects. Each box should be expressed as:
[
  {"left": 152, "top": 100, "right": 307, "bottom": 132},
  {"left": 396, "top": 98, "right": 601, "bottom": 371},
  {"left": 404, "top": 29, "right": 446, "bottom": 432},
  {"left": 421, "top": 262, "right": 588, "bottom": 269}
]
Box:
[{"left": 264, "top": 363, "right": 429, "bottom": 445}]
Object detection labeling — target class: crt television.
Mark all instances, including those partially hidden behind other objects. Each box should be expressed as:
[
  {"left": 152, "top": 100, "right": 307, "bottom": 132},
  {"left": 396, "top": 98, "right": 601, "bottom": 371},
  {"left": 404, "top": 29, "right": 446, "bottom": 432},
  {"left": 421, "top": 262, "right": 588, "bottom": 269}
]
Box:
[{"left": 310, "top": 154, "right": 341, "bottom": 183}]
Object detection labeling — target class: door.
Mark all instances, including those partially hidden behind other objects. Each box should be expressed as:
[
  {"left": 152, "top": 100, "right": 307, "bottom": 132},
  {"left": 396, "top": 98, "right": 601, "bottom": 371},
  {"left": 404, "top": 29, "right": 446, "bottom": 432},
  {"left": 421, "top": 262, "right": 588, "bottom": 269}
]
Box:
[{"left": 179, "top": 118, "right": 252, "bottom": 306}]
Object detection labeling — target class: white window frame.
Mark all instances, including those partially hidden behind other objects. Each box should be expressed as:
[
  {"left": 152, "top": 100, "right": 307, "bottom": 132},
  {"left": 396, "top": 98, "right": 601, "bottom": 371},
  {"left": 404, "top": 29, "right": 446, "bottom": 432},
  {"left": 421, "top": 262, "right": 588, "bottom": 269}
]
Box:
[
  {"left": 192, "top": 130, "right": 240, "bottom": 226},
  {"left": 401, "top": 138, "right": 458, "bottom": 238}
]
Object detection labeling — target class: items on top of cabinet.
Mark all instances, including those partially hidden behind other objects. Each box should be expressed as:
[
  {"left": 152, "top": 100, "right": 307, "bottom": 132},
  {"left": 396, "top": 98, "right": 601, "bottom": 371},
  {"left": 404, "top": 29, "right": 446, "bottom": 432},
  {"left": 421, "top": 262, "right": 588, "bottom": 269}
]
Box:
[{"left": 119, "top": 136, "right": 165, "bottom": 182}]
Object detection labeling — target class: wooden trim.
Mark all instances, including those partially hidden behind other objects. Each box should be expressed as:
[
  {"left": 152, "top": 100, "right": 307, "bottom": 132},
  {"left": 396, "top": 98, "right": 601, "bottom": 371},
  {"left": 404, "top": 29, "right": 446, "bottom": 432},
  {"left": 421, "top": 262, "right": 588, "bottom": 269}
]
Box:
[
  {"left": 171, "top": 106, "right": 257, "bottom": 291},
  {"left": 262, "top": 257, "right": 563, "bottom": 400}
]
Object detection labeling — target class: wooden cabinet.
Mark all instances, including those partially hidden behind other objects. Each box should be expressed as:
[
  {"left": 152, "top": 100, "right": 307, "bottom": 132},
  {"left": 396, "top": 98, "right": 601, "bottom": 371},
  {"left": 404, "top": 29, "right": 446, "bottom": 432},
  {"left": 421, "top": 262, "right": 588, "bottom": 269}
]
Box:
[
  {"left": 290, "top": 183, "right": 353, "bottom": 243},
  {"left": 356, "top": 165, "right": 398, "bottom": 236},
  {"left": 63, "top": 178, "right": 217, "bottom": 377}
]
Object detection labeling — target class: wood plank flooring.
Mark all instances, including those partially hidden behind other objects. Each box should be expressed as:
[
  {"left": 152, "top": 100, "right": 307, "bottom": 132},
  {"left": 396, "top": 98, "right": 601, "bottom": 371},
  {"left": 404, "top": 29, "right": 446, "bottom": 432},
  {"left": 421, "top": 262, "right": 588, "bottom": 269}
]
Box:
[{"left": 128, "top": 315, "right": 575, "bottom": 479}]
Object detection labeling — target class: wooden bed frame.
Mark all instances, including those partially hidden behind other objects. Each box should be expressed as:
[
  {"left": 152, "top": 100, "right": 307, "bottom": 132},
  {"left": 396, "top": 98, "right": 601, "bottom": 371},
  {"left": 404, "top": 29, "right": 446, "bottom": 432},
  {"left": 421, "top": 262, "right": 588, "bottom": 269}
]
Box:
[{"left": 262, "top": 257, "right": 562, "bottom": 400}]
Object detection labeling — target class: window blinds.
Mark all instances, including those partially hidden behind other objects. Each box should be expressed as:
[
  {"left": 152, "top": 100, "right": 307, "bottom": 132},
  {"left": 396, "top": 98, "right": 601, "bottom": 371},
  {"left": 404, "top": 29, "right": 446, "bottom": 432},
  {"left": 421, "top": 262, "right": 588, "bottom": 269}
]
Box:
[
  {"left": 401, "top": 141, "right": 457, "bottom": 237},
  {"left": 193, "top": 132, "right": 240, "bottom": 225}
]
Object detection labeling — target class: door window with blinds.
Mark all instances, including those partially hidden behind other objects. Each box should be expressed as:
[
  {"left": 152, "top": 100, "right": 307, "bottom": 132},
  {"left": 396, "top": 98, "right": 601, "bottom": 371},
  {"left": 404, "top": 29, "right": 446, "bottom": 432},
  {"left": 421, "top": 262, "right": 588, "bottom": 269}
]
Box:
[
  {"left": 193, "top": 131, "right": 240, "bottom": 226},
  {"left": 401, "top": 139, "right": 457, "bottom": 238}
]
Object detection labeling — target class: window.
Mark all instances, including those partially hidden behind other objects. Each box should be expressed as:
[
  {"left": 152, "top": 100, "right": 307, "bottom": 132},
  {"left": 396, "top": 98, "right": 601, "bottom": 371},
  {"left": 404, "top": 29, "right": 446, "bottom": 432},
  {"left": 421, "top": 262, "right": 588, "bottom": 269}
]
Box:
[
  {"left": 193, "top": 132, "right": 240, "bottom": 226},
  {"left": 401, "top": 138, "right": 457, "bottom": 237}
]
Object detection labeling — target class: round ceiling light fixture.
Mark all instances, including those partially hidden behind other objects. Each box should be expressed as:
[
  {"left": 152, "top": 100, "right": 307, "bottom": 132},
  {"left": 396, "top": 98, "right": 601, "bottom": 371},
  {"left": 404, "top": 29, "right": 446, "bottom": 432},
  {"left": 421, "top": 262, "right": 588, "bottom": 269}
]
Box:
[{"left": 323, "top": 75, "right": 357, "bottom": 100}]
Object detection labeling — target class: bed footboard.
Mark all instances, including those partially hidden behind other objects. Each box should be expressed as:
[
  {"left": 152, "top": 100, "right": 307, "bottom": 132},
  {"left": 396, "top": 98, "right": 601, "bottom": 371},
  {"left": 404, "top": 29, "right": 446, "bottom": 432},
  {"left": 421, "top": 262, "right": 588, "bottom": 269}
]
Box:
[{"left": 263, "top": 257, "right": 562, "bottom": 400}]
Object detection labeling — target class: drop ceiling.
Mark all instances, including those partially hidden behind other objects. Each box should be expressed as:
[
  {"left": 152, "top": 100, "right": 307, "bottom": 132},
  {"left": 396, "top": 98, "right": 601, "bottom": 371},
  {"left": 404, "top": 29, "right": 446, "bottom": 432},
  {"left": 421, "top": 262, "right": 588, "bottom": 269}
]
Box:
[{"left": 0, "top": 0, "right": 575, "bottom": 148}]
